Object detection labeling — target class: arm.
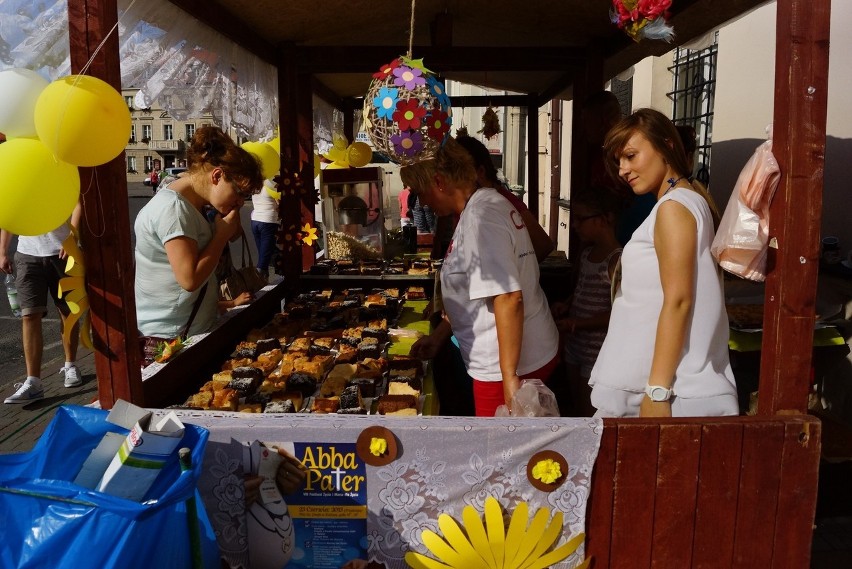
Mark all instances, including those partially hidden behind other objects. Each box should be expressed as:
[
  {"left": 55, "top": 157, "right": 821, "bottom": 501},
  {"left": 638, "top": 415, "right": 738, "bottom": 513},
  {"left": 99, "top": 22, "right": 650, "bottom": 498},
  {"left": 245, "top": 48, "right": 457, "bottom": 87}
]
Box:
[
  {"left": 641, "top": 201, "right": 697, "bottom": 418},
  {"left": 493, "top": 290, "right": 525, "bottom": 408},
  {"left": 518, "top": 207, "right": 554, "bottom": 262},
  {"left": 409, "top": 318, "right": 453, "bottom": 360},
  {"left": 165, "top": 210, "right": 240, "bottom": 291},
  {"left": 0, "top": 229, "right": 13, "bottom": 274}
]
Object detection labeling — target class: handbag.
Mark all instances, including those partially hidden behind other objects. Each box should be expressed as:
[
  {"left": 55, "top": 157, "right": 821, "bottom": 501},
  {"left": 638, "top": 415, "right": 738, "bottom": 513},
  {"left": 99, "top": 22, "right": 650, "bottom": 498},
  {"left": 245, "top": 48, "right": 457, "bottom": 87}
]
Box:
[
  {"left": 140, "top": 283, "right": 208, "bottom": 367},
  {"left": 219, "top": 235, "right": 267, "bottom": 301}
]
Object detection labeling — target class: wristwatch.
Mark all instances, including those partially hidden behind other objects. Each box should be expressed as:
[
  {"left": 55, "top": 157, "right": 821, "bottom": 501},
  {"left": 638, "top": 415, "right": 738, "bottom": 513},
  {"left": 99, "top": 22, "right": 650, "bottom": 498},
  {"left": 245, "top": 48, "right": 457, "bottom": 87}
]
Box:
[{"left": 645, "top": 385, "right": 672, "bottom": 402}]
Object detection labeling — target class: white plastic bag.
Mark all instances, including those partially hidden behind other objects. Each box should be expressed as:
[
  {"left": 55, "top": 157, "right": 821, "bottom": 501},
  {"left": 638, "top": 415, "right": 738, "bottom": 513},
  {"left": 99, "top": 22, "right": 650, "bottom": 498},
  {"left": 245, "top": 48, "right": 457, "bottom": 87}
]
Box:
[
  {"left": 494, "top": 379, "right": 560, "bottom": 417},
  {"left": 710, "top": 135, "right": 780, "bottom": 282}
]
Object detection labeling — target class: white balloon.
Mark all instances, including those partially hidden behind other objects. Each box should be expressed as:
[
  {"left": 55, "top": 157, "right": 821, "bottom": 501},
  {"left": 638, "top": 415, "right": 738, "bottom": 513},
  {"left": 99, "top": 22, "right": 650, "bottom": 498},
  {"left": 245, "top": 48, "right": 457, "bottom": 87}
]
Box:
[{"left": 0, "top": 68, "right": 49, "bottom": 138}]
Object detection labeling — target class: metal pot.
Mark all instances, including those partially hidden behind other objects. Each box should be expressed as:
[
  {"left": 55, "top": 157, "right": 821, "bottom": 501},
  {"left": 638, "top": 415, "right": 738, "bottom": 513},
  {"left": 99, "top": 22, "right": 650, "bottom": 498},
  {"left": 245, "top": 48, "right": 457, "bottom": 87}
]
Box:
[{"left": 337, "top": 195, "right": 369, "bottom": 225}]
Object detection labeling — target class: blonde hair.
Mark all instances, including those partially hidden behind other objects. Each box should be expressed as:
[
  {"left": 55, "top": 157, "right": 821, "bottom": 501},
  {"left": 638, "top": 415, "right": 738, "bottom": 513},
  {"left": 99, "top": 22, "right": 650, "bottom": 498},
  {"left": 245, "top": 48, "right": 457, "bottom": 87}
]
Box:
[{"left": 399, "top": 137, "right": 477, "bottom": 195}]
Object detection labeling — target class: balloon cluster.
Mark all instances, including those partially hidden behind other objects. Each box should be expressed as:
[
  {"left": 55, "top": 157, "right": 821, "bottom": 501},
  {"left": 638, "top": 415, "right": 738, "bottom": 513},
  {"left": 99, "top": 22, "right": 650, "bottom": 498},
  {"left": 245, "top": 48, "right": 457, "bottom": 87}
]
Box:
[
  {"left": 323, "top": 134, "right": 373, "bottom": 169},
  {"left": 363, "top": 56, "right": 451, "bottom": 165},
  {"left": 0, "top": 68, "right": 132, "bottom": 235}
]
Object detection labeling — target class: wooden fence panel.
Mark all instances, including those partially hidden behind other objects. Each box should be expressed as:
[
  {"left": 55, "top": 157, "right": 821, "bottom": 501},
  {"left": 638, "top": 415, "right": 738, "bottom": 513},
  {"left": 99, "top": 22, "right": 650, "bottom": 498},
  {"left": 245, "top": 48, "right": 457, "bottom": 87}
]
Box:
[
  {"left": 692, "top": 422, "right": 745, "bottom": 568},
  {"left": 586, "top": 422, "right": 617, "bottom": 568},
  {"left": 651, "top": 423, "right": 702, "bottom": 568},
  {"left": 610, "top": 423, "right": 660, "bottom": 568}
]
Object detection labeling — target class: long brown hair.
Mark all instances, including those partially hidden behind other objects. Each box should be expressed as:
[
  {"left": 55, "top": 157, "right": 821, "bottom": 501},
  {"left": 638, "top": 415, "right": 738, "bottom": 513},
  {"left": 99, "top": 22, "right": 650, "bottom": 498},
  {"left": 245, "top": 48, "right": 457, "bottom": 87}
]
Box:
[
  {"left": 604, "top": 108, "right": 720, "bottom": 225},
  {"left": 186, "top": 126, "right": 264, "bottom": 196}
]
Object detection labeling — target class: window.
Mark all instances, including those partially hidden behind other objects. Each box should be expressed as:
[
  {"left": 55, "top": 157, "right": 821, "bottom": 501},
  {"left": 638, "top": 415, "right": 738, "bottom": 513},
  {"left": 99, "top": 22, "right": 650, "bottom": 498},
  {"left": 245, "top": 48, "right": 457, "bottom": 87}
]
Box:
[
  {"left": 668, "top": 35, "right": 718, "bottom": 186},
  {"left": 142, "top": 124, "right": 152, "bottom": 141},
  {"left": 130, "top": 125, "right": 136, "bottom": 143},
  {"left": 185, "top": 124, "right": 195, "bottom": 141},
  {"left": 127, "top": 156, "right": 137, "bottom": 172},
  {"left": 144, "top": 155, "right": 153, "bottom": 171},
  {"left": 163, "top": 124, "right": 173, "bottom": 140},
  {"left": 125, "top": 96, "right": 133, "bottom": 109}
]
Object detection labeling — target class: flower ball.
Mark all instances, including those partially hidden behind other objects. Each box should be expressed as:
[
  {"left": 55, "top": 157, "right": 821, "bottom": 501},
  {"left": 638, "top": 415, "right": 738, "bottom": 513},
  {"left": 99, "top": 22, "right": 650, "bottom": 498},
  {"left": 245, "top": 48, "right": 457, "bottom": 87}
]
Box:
[{"left": 363, "top": 57, "right": 451, "bottom": 166}]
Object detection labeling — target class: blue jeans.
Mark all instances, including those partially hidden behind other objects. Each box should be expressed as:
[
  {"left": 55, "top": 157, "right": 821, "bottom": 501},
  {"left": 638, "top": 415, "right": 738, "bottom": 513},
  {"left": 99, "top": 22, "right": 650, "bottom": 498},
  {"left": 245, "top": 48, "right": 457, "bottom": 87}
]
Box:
[{"left": 251, "top": 220, "right": 278, "bottom": 276}]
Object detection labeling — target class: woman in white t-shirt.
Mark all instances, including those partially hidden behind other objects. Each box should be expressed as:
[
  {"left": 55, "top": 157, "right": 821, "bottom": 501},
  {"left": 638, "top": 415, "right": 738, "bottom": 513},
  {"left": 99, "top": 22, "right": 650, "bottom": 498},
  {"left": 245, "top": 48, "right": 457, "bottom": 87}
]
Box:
[
  {"left": 589, "top": 109, "right": 738, "bottom": 418},
  {"left": 251, "top": 180, "right": 280, "bottom": 277},
  {"left": 400, "top": 138, "right": 559, "bottom": 417}
]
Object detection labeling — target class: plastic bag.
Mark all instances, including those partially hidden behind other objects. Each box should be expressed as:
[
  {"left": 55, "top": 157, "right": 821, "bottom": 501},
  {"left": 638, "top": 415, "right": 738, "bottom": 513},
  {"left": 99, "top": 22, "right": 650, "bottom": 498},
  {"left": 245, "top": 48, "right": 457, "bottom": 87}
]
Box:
[
  {"left": 0, "top": 405, "right": 220, "bottom": 569},
  {"left": 495, "top": 379, "right": 560, "bottom": 417},
  {"left": 710, "top": 135, "right": 780, "bottom": 281}
]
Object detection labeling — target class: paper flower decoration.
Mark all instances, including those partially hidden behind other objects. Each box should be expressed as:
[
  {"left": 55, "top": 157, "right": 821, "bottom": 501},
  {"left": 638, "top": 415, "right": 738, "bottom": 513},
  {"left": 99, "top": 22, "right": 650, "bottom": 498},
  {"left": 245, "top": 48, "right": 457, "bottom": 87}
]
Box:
[
  {"left": 610, "top": 0, "right": 675, "bottom": 43},
  {"left": 531, "top": 459, "right": 562, "bottom": 485},
  {"left": 299, "top": 223, "right": 318, "bottom": 247},
  {"left": 369, "top": 437, "right": 388, "bottom": 457},
  {"left": 364, "top": 56, "right": 452, "bottom": 165},
  {"left": 58, "top": 229, "right": 94, "bottom": 350},
  {"left": 405, "top": 496, "right": 589, "bottom": 569}
]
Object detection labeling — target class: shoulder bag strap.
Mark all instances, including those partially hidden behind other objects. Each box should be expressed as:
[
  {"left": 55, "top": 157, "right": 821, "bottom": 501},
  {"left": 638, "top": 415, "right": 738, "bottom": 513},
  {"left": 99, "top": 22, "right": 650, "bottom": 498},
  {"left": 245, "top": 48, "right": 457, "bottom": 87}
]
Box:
[
  {"left": 180, "top": 282, "right": 209, "bottom": 338},
  {"left": 241, "top": 234, "right": 255, "bottom": 268}
]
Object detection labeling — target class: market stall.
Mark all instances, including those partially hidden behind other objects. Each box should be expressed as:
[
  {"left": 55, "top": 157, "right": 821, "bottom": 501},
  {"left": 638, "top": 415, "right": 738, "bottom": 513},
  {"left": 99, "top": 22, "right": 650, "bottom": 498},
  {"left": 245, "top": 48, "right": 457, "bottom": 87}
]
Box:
[{"left": 1, "top": 0, "right": 831, "bottom": 567}]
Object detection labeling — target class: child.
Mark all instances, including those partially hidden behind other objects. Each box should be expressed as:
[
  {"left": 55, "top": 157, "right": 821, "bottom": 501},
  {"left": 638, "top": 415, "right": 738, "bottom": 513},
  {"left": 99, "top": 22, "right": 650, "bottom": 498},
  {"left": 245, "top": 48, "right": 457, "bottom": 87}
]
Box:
[{"left": 552, "top": 187, "right": 622, "bottom": 416}]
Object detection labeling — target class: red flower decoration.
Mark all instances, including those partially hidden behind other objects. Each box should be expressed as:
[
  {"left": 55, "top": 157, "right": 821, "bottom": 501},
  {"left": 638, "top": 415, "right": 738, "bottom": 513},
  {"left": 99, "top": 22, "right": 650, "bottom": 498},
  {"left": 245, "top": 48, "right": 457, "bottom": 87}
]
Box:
[
  {"left": 372, "top": 58, "right": 401, "bottom": 80},
  {"left": 392, "top": 99, "right": 427, "bottom": 131},
  {"left": 426, "top": 109, "right": 450, "bottom": 141}
]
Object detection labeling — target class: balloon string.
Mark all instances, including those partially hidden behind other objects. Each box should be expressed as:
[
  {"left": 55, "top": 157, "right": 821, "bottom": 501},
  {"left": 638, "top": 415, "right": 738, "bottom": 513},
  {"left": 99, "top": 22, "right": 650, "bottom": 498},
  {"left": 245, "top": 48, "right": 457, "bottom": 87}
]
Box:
[
  {"left": 80, "top": 170, "right": 106, "bottom": 238},
  {"left": 407, "top": 0, "right": 416, "bottom": 58}
]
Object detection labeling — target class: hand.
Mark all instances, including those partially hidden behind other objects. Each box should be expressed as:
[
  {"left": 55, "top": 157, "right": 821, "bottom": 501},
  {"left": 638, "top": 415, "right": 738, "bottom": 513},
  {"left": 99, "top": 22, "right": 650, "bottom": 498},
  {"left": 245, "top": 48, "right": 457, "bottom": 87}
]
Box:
[
  {"left": 639, "top": 395, "right": 672, "bottom": 417},
  {"left": 215, "top": 208, "right": 242, "bottom": 240},
  {"left": 409, "top": 334, "right": 441, "bottom": 360},
  {"left": 275, "top": 447, "right": 307, "bottom": 495},
  {"left": 233, "top": 291, "right": 253, "bottom": 307},
  {"left": 0, "top": 255, "right": 12, "bottom": 274},
  {"left": 244, "top": 474, "right": 263, "bottom": 507},
  {"left": 503, "top": 374, "right": 522, "bottom": 412}
]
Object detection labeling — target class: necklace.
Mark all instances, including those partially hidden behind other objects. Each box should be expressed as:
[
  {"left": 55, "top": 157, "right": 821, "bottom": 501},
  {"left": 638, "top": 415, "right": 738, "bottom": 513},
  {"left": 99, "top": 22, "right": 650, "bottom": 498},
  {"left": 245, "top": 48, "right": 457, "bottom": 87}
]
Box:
[{"left": 664, "top": 175, "right": 686, "bottom": 196}]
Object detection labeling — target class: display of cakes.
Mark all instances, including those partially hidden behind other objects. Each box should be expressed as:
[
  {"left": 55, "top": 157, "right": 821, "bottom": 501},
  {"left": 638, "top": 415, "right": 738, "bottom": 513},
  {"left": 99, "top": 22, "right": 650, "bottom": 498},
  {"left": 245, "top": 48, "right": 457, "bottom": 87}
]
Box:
[
  {"left": 307, "top": 257, "right": 441, "bottom": 276},
  {"left": 176, "top": 286, "right": 427, "bottom": 415}
]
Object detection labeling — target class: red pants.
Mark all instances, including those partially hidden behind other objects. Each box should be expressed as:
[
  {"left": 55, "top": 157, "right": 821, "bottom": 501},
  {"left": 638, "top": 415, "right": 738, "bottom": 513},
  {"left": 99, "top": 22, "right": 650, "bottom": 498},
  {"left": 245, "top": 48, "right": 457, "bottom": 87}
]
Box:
[{"left": 472, "top": 353, "right": 560, "bottom": 417}]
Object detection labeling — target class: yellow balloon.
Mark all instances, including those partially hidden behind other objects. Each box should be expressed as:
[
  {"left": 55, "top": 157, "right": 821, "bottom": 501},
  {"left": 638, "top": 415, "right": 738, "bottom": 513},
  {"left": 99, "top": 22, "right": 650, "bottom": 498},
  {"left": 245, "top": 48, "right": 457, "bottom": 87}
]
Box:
[
  {"left": 34, "top": 75, "right": 131, "bottom": 167},
  {"left": 0, "top": 138, "right": 80, "bottom": 235},
  {"left": 313, "top": 153, "right": 321, "bottom": 178},
  {"left": 241, "top": 141, "right": 280, "bottom": 179},
  {"left": 347, "top": 141, "right": 373, "bottom": 168},
  {"left": 267, "top": 137, "right": 280, "bottom": 153}
]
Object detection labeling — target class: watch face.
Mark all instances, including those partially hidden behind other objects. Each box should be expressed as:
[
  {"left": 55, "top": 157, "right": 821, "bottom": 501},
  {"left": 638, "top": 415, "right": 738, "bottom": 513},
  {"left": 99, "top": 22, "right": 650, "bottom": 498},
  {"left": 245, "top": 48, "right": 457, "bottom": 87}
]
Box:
[{"left": 648, "top": 387, "right": 670, "bottom": 401}]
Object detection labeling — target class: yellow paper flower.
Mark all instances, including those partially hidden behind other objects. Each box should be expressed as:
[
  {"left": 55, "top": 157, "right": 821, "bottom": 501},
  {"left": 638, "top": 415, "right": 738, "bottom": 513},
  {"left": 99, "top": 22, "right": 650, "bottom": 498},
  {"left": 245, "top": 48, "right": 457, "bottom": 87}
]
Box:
[
  {"left": 58, "top": 229, "right": 94, "bottom": 350},
  {"left": 300, "top": 223, "right": 318, "bottom": 246},
  {"left": 406, "top": 496, "right": 589, "bottom": 569},
  {"left": 369, "top": 437, "right": 388, "bottom": 456},
  {"left": 531, "top": 459, "right": 562, "bottom": 485}
]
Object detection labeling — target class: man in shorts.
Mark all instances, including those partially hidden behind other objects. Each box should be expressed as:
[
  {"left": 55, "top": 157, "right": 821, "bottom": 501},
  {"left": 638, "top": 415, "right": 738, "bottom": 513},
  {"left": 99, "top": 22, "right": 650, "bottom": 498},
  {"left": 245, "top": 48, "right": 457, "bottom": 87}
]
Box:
[{"left": 0, "top": 200, "right": 83, "bottom": 404}]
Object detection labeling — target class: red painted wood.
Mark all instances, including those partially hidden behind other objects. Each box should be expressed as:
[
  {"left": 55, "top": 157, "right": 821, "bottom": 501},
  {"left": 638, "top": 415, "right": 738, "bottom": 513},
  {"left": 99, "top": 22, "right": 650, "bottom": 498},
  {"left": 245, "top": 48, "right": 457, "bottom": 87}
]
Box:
[
  {"left": 67, "top": 0, "right": 143, "bottom": 407},
  {"left": 692, "top": 422, "right": 744, "bottom": 569},
  {"left": 731, "top": 421, "right": 785, "bottom": 567},
  {"left": 770, "top": 418, "right": 822, "bottom": 568},
  {"left": 610, "top": 423, "right": 659, "bottom": 569},
  {"left": 650, "top": 423, "right": 702, "bottom": 568},
  {"left": 759, "top": 0, "right": 831, "bottom": 414},
  {"left": 586, "top": 420, "right": 617, "bottom": 567}
]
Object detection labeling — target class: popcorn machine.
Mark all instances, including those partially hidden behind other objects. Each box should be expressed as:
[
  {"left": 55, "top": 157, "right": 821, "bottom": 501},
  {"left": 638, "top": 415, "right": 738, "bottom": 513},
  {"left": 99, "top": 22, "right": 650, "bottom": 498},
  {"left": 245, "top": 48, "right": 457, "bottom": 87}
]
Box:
[{"left": 319, "top": 167, "right": 387, "bottom": 257}]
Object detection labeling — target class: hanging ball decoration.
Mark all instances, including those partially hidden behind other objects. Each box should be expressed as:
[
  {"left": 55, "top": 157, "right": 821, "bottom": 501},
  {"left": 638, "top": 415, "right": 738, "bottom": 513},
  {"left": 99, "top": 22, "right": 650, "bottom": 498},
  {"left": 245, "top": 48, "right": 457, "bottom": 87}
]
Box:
[
  {"left": 0, "top": 138, "right": 80, "bottom": 236},
  {"left": 363, "top": 56, "right": 451, "bottom": 165},
  {"left": 241, "top": 141, "right": 280, "bottom": 179},
  {"left": 34, "top": 75, "right": 132, "bottom": 167},
  {"left": 347, "top": 141, "right": 373, "bottom": 168},
  {"left": 0, "top": 68, "right": 49, "bottom": 139}
]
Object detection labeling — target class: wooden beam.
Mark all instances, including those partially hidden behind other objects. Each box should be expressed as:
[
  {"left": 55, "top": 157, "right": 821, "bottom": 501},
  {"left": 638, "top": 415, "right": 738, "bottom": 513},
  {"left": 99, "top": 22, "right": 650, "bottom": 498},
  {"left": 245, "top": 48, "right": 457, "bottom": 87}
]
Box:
[
  {"left": 758, "top": 0, "right": 831, "bottom": 414},
  {"left": 526, "top": 94, "right": 540, "bottom": 218},
  {"left": 67, "top": 0, "right": 143, "bottom": 407},
  {"left": 548, "top": 100, "right": 563, "bottom": 242},
  {"left": 295, "top": 46, "right": 586, "bottom": 73},
  {"left": 311, "top": 76, "right": 345, "bottom": 113},
  {"left": 167, "top": 0, "right": 277, "bottom": 65},
  {"left": 277, "top": 44, "right": 302, "bottom": 287},
  {"left": 445, "top": 95, "right": 531, "bottom": 108},
  {"left": 539, "top": 70, "right": 576, "bottom": 106}
]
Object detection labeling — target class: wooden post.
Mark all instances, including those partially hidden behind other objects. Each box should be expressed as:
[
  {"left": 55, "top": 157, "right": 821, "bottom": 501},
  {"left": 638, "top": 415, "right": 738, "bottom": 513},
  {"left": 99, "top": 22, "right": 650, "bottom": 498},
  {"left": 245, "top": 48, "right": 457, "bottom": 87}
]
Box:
[
  {"left": 548, "top": 99, "right": 563, "bottom": 242},
  {"left": 526, "top": 94, "right": 539, "bottom": 218},
  {"left": 67, "top": 0, "right": 142, "bottom": 407},
  {"left": 758, "top": 0, "right": 831, "bottom": 415},
  {"left": 277, "top": 44, "right": 303, "bottom": 289}
]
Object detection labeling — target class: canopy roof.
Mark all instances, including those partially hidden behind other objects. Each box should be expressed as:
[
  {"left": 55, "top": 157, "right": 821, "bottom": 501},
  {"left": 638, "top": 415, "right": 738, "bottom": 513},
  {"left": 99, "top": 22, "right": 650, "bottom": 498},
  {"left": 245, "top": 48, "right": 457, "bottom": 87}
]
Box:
[{"left": 170, "top": 0, "right": 769, "bottom": 102}]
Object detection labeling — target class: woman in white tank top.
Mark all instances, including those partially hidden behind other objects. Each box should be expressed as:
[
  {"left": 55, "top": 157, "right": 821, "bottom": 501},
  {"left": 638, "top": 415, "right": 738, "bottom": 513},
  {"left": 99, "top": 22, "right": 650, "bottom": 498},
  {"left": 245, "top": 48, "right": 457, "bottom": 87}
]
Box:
[{"left": 588, "top": 109, "right": 738, "bottom": 418}]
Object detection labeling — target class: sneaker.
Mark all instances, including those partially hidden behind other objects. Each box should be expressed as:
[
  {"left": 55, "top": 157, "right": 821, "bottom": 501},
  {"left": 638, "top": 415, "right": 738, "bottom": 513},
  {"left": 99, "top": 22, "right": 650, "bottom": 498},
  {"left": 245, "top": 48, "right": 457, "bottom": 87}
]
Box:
[
  {"left": 4, "top": 382, "right": 45, "bottom": 404},
  {"left": 62, "top": 365, "right": 82, "bottom": 388}
]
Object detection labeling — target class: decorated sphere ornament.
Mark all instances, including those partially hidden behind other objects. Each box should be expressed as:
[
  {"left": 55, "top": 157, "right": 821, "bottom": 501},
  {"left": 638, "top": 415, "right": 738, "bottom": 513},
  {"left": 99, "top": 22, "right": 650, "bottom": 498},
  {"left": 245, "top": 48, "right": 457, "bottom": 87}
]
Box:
[{"left": 364, "top": 56, "right": 451, "bottom": 165}]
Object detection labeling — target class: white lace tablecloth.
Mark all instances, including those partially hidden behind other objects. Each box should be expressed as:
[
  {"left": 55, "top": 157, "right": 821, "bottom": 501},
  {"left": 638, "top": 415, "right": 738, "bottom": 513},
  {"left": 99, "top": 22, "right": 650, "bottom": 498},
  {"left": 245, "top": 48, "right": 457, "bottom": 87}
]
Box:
[{"left": 155, "top": 411, "right": 603, "bottom": 569}]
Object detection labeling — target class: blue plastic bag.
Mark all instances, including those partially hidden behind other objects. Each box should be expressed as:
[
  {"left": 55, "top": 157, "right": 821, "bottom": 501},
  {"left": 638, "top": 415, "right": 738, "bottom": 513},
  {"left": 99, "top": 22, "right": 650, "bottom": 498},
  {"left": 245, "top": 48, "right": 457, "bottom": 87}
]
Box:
[{"left": 0, "top": 405, "right": 220, "bottom": 569}]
